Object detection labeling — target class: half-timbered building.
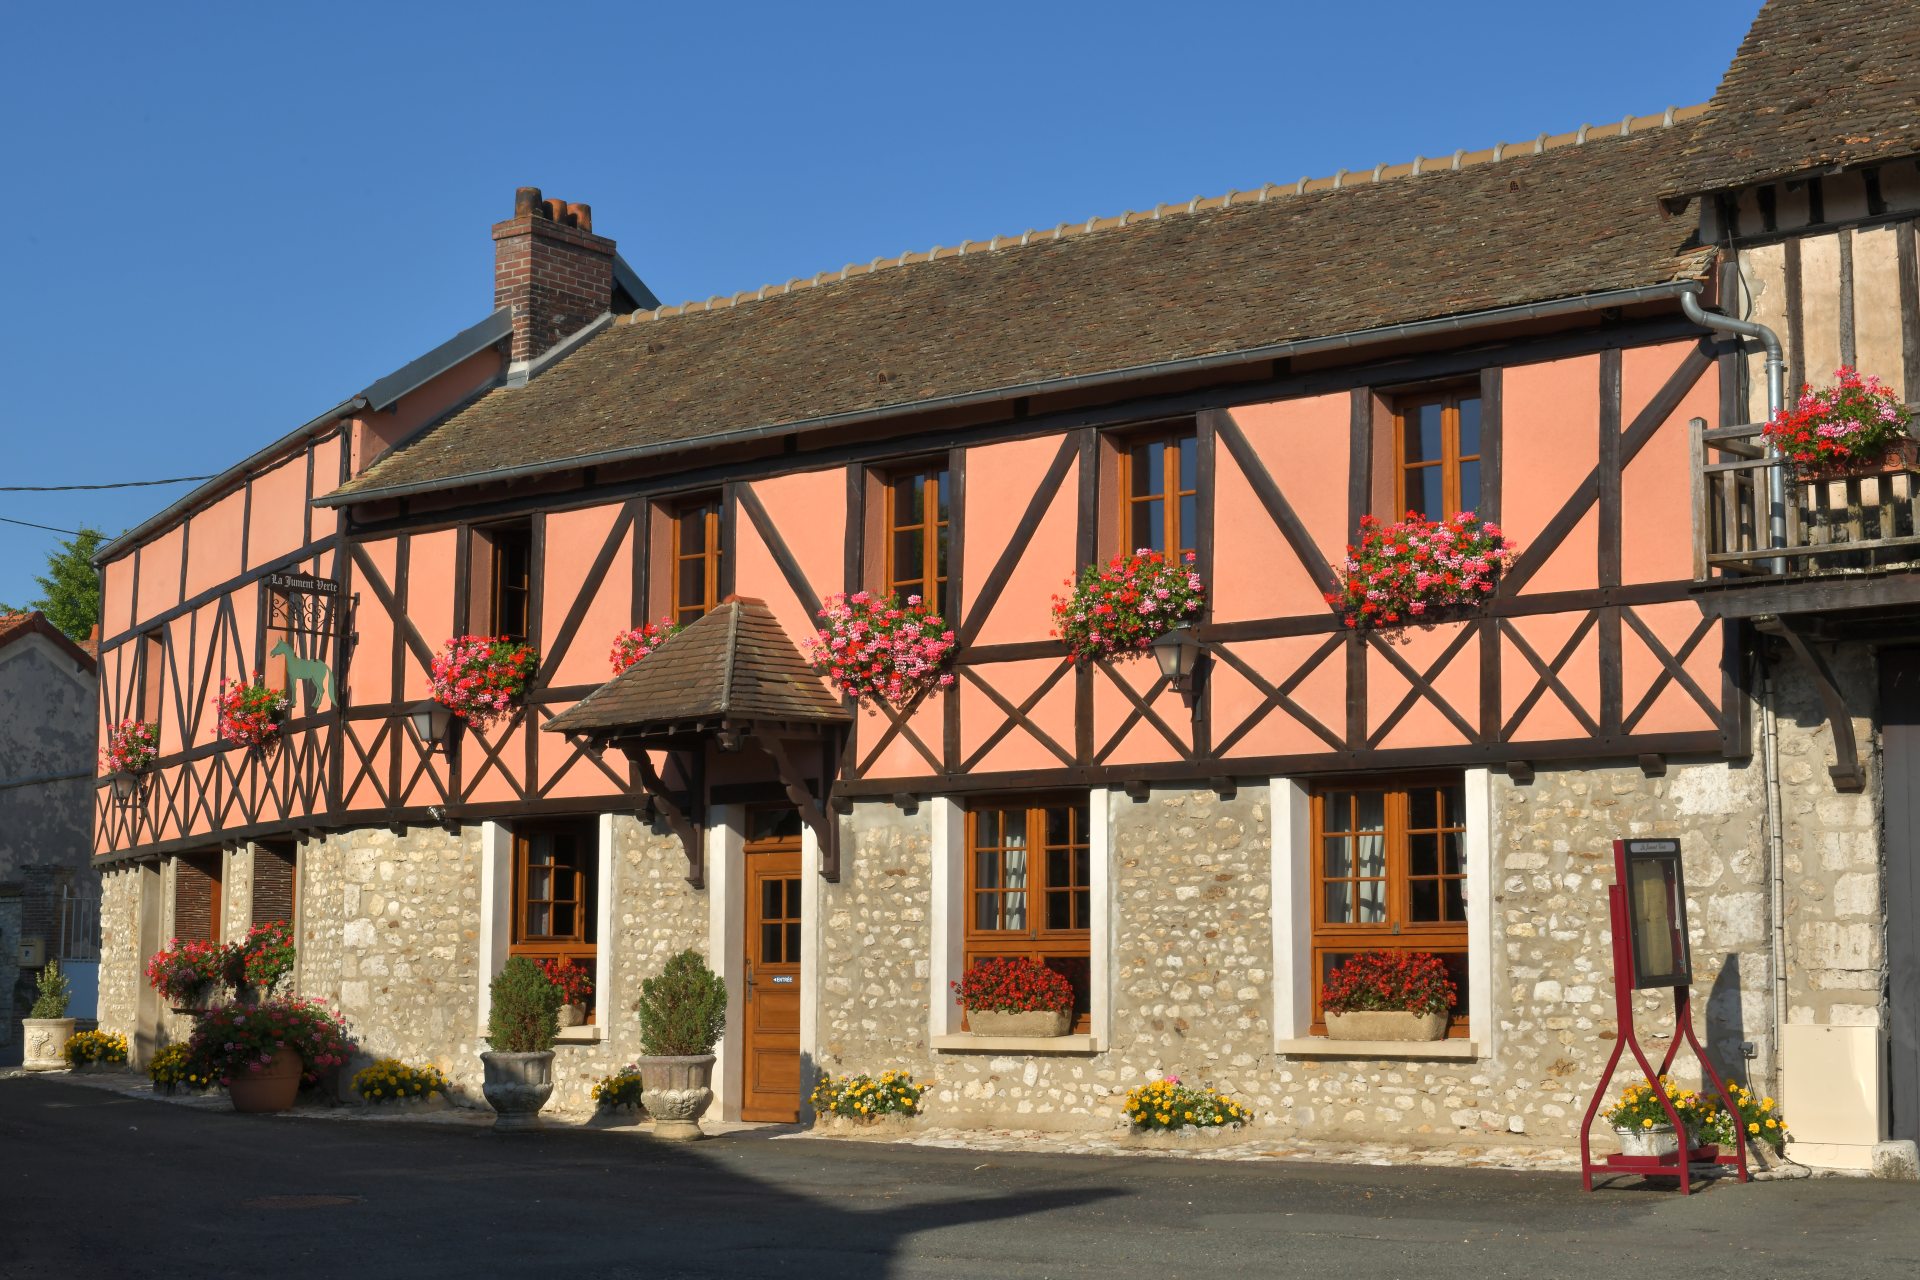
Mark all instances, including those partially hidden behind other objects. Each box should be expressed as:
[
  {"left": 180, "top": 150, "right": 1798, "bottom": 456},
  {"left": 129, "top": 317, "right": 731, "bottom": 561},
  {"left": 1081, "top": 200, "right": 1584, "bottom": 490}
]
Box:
[{"left": 92, "top": 0, "right": 1920, "bottom": 1169}]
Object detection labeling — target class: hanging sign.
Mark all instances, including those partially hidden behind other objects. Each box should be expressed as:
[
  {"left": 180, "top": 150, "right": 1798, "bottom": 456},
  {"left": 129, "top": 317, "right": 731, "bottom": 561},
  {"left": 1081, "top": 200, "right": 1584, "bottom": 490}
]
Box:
[
  {"left": 1615, "top": 838, "right": 1691, "bottom": 989},
  {"left": 265, "top": 571, "right": 341, "bottom": 638}
]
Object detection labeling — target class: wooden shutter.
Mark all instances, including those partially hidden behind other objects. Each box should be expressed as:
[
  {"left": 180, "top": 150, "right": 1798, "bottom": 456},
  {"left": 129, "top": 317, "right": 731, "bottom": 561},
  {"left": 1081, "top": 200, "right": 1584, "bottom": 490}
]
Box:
[
  {"left": 174, "top": 855, "right": 221, "bottom": 942},
  {"left": 253, "top": 845, "right": 296, "bottom": 926}
]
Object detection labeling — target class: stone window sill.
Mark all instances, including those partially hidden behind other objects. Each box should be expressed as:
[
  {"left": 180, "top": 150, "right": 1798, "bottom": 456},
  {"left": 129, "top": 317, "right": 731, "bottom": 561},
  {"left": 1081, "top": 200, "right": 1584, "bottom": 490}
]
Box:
[
  {"left": 931, "top": 1033, "right": 1102, "bottom": 1055},
  {"left": 1274, "top": 1037, "right": 1481, "bottom": 1061},
  {"left": 556, "top": 1025, "right": 605, "bottom": 1045}
]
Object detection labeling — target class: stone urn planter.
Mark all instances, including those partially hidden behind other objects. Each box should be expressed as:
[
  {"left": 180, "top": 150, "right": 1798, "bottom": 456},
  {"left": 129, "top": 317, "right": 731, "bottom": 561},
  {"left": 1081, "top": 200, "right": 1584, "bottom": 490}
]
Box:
[
  {"left": 557, "top": 1003, "right": 587, "bottom": 1029},
  {"left": 20, "top": 1018, "right": 76, "bottom": 1072},
  {"left": 637, "top": 1054, "right": 716, "bottom": 1140},
  {"left": 1615, "top": 1124, "right": 1681, "bottom": 1159},
  {"left": 228, "top": 1047, "right": 303, "bottom": 1113},
  {"left": 1323, "top": 1010, "right": 1449, "bottom": 1042},
  {"left": 966, "top": 1008, "right": 1072, "bottom": 1038},
  {"left": 480, "top": 1051, "right": 555, "bottom": 1132}
]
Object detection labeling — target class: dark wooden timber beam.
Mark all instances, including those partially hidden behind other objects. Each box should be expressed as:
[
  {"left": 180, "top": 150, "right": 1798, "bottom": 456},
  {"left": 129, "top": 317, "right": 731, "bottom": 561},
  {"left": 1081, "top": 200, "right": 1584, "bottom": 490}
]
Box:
[
  {"left": 629, "top": 748, "right": 706, "bottom": 887},
  {"left": 1755, "top": 616, "right": 1866, "bottom": 792},
  {"left": 759, "top": 732, "right": 839, "bottom": 882}
]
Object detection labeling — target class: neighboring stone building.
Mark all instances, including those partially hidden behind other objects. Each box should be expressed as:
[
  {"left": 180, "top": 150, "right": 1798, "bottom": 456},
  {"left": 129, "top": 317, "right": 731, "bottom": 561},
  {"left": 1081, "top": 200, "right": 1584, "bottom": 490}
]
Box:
[
  {"left": 0, "top": 612, "right": 99, "bottom": 1046},
  {"left": 86, "top": 0, "right": 1920, "bottom": 1174}
]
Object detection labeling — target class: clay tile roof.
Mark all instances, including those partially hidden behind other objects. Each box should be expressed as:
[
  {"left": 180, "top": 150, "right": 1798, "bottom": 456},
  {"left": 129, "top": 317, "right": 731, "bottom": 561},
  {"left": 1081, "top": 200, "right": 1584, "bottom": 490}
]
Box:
[
  {"left": 334, "top": 113, "right": 1713, "bottom": 502},
  {"left": 1668, "top": 0, "right": 1920, "bottom": 198},
  {"left": 543, "top": 598, "right": 849, "bottom": 737}
]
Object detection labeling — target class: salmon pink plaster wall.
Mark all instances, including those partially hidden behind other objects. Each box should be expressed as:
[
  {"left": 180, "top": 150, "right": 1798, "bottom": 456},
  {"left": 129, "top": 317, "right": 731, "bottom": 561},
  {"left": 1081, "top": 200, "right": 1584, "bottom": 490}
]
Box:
[
  {"left": 740, "top": 470, "right": 847, "bottom": 645},
  {"left": 183, "top": 489, "right": 245, "bottom": 599},
  {"left": 1217, "top": 395, "right": 1349, "bottom": 622},
  {"left": 403, "top": 530, "right": 457, "bottom": 703},
  {"left": 963, "top": 438, "right": 1077, "bottom": 649},
  {"left": 1620, "top": 341, "right": 1716, "bottom": 587},
  {"left": 245, "top": 452, "right": 312, "bottom": 569},
  {"left": 1503, "top": 355, "right": 1600, "bottom": 596},
  {"left": 540, "top": 503, "right": 630, "bottom": 690},
  {"left": 350, "top": 538, "right": 399, "bottom": 705}
]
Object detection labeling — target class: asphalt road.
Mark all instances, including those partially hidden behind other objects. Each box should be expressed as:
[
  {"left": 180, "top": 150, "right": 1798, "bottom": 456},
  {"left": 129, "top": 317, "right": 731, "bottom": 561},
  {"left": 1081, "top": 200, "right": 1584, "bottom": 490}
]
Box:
[{"left": 3, "top": 1076, "right": 1916, "bottom": 1280}]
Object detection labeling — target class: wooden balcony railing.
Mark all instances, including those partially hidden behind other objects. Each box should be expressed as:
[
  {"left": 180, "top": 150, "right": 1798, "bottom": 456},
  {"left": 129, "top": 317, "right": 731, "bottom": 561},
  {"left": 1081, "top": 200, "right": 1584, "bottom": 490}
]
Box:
[{"left": 1693, "top": 417, "right": 1920, "bottom": 579}]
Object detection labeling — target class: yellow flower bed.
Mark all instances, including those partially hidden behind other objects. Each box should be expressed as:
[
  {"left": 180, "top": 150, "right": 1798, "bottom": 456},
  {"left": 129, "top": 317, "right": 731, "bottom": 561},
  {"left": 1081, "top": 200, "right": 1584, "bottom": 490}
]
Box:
[
  {"left": 64, "top": 1030, "right": 128, "bottom": 1066},
  {"left": 148, "top": 1042, "right": 213, "bottom": 1091},
  {"left": 811, "top": 1069, "right": 927, "bottom": 1119},
  {"left": 1123, "top": 1076, "right": 1251, "bottom": 1131},
  {"left": 592, "top": 1066, "right": 645, "bottom": 1108},
  {"left": 352, "top": 1057, "right": 449, "bottom": 1103}
]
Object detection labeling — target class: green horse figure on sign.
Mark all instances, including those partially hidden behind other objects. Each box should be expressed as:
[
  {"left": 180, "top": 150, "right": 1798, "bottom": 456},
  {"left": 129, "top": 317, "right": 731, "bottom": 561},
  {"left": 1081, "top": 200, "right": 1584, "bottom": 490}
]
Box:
[{"left": 269, "top": 640, "right": 336, "bottom": 711}]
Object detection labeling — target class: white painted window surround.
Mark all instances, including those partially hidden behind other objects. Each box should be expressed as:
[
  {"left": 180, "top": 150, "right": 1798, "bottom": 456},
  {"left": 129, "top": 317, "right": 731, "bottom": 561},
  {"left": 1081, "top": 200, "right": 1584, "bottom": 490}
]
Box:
[
  {"left": 928, "top": 790, "right": 1112, "bottom": 1054},
  {"left": 1270, "top": 769, "right": 1494, "bottom": 1060},
  {"left": 475, "top": 816, "right": 616, "bottom": 1044}
]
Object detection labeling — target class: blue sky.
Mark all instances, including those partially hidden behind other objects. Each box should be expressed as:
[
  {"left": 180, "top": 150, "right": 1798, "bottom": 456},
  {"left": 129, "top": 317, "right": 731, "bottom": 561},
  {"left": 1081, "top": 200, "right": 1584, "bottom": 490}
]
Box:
[{"left": 0, "top": 1, "right": 1761, "bottom": 608}]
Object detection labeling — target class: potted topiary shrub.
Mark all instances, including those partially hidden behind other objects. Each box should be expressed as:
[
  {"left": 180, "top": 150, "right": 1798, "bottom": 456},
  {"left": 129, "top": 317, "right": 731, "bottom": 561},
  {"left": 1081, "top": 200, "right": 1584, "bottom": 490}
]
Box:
[
  {"left": 952, "top": 956, "right": 1075, "bottom": 1038},
  {"left": 1320, "top": 950, "right": 1456, "bottom": 1041},
  {"left": 22, "top": 961, "right": 76, "bottom": 1072},
  {"left": 481, "top": 956, "right": 561, "bottom": 1132},
  {"left": 635, "top": 949, "right": 727, "bottom": 1140}
]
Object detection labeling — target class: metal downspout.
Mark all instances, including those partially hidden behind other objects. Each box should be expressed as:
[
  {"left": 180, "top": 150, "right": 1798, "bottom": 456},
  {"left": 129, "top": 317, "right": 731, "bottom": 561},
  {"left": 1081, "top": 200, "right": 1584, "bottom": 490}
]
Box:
[{"left": 1679, "top": 285, "right": 1791, "bottom": 1099}]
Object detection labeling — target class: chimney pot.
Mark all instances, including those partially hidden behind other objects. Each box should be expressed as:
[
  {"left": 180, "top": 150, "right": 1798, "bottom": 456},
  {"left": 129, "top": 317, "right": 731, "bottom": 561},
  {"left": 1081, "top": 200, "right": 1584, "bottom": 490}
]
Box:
[
  {"left": 543, "top": 198, "right": 565, "bottom": 223},
  {"left": 494, "top": 189, "right": 616, "bottom": 364},
  {"left": 514, "top": 186, "right": 543, "bottom": 218},
  {"left": 569, "top": 202, "right": 592, "bottom": 233}
]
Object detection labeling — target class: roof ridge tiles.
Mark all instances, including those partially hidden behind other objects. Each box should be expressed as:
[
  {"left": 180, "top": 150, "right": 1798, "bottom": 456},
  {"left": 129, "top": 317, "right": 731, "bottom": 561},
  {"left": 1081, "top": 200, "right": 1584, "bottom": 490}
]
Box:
[{"left": 623, "top": 103, "right": 1709, "bottom": 327}]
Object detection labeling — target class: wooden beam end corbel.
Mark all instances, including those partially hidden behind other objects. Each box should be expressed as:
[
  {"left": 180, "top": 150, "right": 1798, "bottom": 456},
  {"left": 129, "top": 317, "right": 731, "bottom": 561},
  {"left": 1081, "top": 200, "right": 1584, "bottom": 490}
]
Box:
[
  {"left": 1637, "top": 753, "right": 1667, "bottom": 778},
  {"left": 1208, "top": 776, "right": 1237, "bottom": 801},
  {"left": 1504, "top": 761, "right": 1535, "bottom": 786},
  {"left": 1123, "top": 780, "right": 1152, "bottom": 803},
  {"left": 891, "top": 792, "right": 919, "bottom": 815}
]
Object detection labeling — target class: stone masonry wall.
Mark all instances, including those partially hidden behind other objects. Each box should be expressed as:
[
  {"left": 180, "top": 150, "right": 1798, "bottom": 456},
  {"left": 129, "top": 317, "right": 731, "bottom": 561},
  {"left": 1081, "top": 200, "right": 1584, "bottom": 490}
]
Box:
[
  {"left": 817, "top": 803, "right": 936, "bottom": 1080},
  {"left": 815, "top": 775, "right": 1788, "bottom": 1146},
  {"left": 96, "top": 867, "right": 140, "bottom": 1041}
]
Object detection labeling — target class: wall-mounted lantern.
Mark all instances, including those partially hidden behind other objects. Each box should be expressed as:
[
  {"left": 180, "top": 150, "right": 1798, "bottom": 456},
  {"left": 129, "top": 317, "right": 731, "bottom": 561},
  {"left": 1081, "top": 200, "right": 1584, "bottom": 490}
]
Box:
[
  {"left": 109, "top": 771, "right": 146, "bottom": 809},
  {"left": 1151, "top": 625, "right": 1205, "bottom": 694},
  {"left": 410, "top": 700, "right": 454, "bottom": 753}
]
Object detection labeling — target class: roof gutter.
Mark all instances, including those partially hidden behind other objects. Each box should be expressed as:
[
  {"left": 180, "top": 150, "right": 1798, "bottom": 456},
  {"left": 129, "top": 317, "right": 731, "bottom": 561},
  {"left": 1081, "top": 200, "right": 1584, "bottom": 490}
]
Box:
[
  {"left": 95, "top": 395, "right": 369, "bottom": 564},
  {"left": 317, "top": 280, "right": 1703, "bottom": 508}
]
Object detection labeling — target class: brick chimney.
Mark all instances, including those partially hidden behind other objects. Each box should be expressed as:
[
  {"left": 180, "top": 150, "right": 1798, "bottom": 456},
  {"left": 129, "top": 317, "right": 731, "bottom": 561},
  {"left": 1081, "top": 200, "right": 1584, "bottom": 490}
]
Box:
[{"left": 493, "top": 187, "right": 617, "bottom": 364}]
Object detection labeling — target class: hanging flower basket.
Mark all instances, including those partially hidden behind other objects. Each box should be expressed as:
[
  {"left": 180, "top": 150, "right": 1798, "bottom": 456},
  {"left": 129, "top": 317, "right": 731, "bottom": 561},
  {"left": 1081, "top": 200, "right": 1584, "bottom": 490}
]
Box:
[
  {"left": 1050, "top": 549, "right": 1205, "bottom": 663},
  {"left": 610, "top": 617, "right": 684, "bottom": 675},
  {"left": 215, "top": 673, "right": 291, "bottom": 749},
  {"left": 806, "top": 592, "right": 956, "bottom": 707},
  {"left": 145, "top": 937, "right": 227, "bottom": 1009},
  {"left": 1326, "top": 511, "right": 1515, "bottom": 636},
  {"left": 428, "top": 635, "right": 539, "bottom": 730},
  {"left": 101, "top": 719, "right": 159, "bottom": 775},
  {"left": 1763, "top": 365, "right": 1915, "bottom": 477}
]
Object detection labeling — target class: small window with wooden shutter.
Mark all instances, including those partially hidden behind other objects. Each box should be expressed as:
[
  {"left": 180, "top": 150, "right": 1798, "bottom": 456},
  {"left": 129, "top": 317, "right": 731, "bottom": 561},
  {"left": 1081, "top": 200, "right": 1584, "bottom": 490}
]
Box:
[
  {"left": 173, "top": 853, "right": 223, "bottom": 943},
  {"left": 252, "top": 843, "right": 297, "bottom": 927}
]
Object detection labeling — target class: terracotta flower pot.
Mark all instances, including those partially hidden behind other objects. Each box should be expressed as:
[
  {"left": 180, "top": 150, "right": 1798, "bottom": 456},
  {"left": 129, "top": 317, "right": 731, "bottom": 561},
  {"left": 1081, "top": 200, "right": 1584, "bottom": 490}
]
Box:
[
  {"left": 480, "top": 1050, "right": 555, "bottom": 1132},
  {"left": 637, "top": 1054, "right": 716, "bottom": 1141},
  {"left": 228, "top": 1047, "right": 303, "bottom": 1113},
  {"left": 966, "top": 1008, "right": 1072, "bottom": 1038},
  {"left": 1323, "top": 1009, "right": 1449, "bottom": 1041}
]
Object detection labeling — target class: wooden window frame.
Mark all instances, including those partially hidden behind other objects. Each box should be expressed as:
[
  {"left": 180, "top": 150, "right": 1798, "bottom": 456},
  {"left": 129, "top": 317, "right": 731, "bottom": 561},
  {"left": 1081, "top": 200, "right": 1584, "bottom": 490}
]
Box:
[
  {"left": 1309, "top": 779, "right": 1469, "bottom": 1037},
  {"left": 1391, "top": 386, "right": 1482, "bottom": 521},
  {"left": 509, "top": 821, "right": 598, "bottom": 1018},
  {"left": 485, "top": 520, "right": 534, "bottom": 644},
  {"left": 1116, "top": 423, "right": 1198, "bottom": 559},
  {"left": 962, "top": 796, "right": 1092, "bottom": 1034},
  {"left": 138, "top": 629, "right": 165, "bottom": 728},
  {"left": 881, "top": 463, "right": 950, "bottom": 616},
  {"left": 669, "top": 494, "right": 723, "bottom": 626}
]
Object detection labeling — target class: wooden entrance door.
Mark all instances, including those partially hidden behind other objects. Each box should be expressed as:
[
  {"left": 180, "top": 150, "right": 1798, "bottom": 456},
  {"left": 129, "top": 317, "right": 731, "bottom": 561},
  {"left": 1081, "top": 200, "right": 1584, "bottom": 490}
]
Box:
[{"left": 741, "top": 808, "right": 803, "bottom": 1122}]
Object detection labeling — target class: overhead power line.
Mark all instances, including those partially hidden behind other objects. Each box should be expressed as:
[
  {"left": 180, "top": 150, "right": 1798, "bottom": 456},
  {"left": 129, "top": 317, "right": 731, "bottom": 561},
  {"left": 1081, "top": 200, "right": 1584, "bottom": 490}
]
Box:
[
  {"left": 0, "top": 514, "right": 84, "bottom": 536},
  {"left": 0, "top": 474, "right": 214, "bottom": 491}
]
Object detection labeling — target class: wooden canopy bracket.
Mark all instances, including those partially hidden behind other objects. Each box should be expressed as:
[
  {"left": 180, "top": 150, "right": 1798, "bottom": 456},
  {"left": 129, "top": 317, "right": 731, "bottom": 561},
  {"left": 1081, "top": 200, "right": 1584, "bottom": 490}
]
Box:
[
  {"left": 629, "top": 749, "right": 706, "bottom": 888},
  {"left": 1757, "top": 616, "right": 1866, "bottom": 792},
  {"left": 759, "top": 732, "right": 841, "bottom": 883}
]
